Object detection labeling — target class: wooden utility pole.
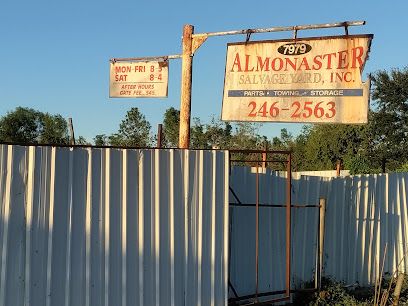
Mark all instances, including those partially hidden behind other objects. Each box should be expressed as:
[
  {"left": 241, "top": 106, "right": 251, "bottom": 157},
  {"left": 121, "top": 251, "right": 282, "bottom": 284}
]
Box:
[
  {"left": 157, "top": 124, "right": 163, "bottom": 148},
  {"left": 179, "top": 24, "right": 194, "bottom": 149},
  {"left": 68, "top": 118, "right": 76, "bottom": 145},
  {"left": 336, "top": 160, "right": 341, "bottom": 176}
]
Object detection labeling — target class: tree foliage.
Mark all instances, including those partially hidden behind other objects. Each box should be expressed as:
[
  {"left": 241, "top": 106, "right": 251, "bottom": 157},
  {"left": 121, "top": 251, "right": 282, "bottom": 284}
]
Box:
[
  {"left": 189, "top": 117, "right": 233, "bottom": 149},
  {"left": 109, "top": 107, "right": 152, "bottom": 147},
  {"left": 164, "top": 110, "right": 261, "bottom": 151},
  {"left": 76, "top": 136, "right": 90, "bottom": 145},
  {"left": 162, "top": 107, "right": 179, "bottom": 147},
  {"left": 40, "top": 113, "right": 69, "bottom": 144},
  {"left": 0, "top": 107, "right": 69, "bottom": 144},
  {"left": 370, "top": 68, "right": 408, "bottom": 168},
  {"left": 94, "top": 134, "right": 109, "bottom": 146},
  {"left": 299, "top": 124, "right": 369, "bottom": 170}
]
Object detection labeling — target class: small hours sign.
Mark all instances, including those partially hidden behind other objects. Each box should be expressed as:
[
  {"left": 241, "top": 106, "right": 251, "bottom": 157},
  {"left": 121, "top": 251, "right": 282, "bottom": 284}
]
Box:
[
  {"left": 110, "top": 60, "right": 169, "bottom": 98},
  {"left": 221, "top": 35, "right": 373, "bottom": 124}
]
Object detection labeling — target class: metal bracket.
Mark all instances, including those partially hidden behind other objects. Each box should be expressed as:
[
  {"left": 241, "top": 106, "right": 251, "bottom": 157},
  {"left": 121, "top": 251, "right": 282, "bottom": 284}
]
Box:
[
  {"left": 245, "top": 29, "right": 253, "bottom": 43},
  {"left": 344, "top": 23, "right": 349, "bottom": 35},
  {"left": 109, "top": 54, "right": 182, "bottom": 63},
  {"left": 293, "top": 28, "right": 298, "bottom": 39},
  {"left": 192, "top": 35, "right": 208, "bottom": 54}
]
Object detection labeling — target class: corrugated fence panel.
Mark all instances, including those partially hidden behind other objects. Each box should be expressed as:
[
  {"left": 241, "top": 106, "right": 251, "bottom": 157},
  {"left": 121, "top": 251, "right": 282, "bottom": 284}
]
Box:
[
  {"left": 324, "top": 173, "right": 408, "bottom": 286},
  {"left": 0, "top": 145, "right": 229, "bottom": 306},
  {"left": 229, "top": 168, "right": 408, "bottom": 298}
]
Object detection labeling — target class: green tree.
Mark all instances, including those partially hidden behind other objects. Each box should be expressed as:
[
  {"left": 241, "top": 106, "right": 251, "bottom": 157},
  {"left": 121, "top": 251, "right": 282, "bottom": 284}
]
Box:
[
  {"left": 299, "top": 124, "right": 369, "bottom": 171},
  {"left": 94, "top": 134, "right": 109, "bottom": 146},
  {"left": 268, "top": 128, "right": 307, "bottom": 171},
  {"left": 190, "top": 118, "right": 208, "bottom": 149},
  {"left": 110, "top": 108, "right": 152, "bottom": 147},
  {"left": 166, "top": 112, "right": 233, "bottom": 149},
  {"left": 204, "top": 117, "right": 232, "bottom": 149},
  {"left": 230, "top": 122, "right": 263, "bottom": 150},
  {"left": 370, "top": 68, "right": 408, "bottom": 170},
  {"left": 40, "top": 113, "right": 69, "bottom": 144},
  {"left": 0, "top": 107, "right": 69, "bottom": 144},
  {"left": 396, "top": 162, "right": 408, "bottom": 172},
  {"left": 162, "top": 107, "right": 180, "bottom": 147},
  {"left": 344, "top": 154, "right": 379, "bottom": 175},
  {"left": 0, "top": 107, "right": 42, "bottom": 143},
  {"left": 76, "top": 136, "right": 89, "bottom": 145},
  {"left": 270, "top": 128, "right": 296, "bottom": 151}
]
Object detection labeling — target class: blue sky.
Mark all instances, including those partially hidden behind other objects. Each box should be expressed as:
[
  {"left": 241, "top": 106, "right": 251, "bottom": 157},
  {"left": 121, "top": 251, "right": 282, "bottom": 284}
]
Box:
[{"left": 1, "top": 0, "right": 406, "bottom": 142}]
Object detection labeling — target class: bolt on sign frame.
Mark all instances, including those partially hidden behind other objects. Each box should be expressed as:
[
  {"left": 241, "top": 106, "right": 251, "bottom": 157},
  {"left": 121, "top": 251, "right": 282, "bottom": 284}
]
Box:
[{"left": 228, "top": 150, "right": 322, "bottom": 305}]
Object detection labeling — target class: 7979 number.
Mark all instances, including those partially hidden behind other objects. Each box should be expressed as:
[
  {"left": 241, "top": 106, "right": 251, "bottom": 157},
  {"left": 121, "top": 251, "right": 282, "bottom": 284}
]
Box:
[{"left": 248, "top": 101, "right": 336, "bottom": 119}]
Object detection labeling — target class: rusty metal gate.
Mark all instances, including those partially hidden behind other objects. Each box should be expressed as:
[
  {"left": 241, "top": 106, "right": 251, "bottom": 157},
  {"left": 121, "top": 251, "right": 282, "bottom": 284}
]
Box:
[{"left": 228, "top": 150, "right": 323, "bottom": 305}]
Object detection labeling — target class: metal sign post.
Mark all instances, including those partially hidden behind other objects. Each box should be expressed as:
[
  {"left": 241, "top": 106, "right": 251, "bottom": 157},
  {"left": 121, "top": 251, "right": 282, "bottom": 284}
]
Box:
[{"left": 177, "top": 20, "right": 367, "bottom": 148}]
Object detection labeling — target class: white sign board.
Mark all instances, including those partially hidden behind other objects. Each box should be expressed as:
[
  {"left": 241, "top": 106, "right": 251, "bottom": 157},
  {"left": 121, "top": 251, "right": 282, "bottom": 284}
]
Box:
[
  {"left": 110, "top": 61, "right": 169, "bottom": 98},
  {"left": 221, "top": 35, "right": 373, "bottom": 123}
]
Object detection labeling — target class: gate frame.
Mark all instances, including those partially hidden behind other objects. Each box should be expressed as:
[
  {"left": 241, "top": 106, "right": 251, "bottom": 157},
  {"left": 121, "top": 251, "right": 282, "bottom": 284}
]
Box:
[{"left": 228, "top": 149, "right": 322, "bottom": 305}]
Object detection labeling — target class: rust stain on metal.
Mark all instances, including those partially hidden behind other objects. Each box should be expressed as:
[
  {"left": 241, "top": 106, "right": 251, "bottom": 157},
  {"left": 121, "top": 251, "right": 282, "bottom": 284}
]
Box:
[
  {"left": 158, "top": 60, "right": 169, "bottom": 68},
  {"left": 192, "top": 35, "right": 208, "bottom": 54},
  {"left": 192, "top": 20, "right": 365, "bottom": 38}
]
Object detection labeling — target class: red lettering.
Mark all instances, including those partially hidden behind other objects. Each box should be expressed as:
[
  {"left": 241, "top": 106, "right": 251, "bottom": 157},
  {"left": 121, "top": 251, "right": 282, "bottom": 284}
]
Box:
[
  {"left": 344, "top": 72, "right": 353, "bottom": 82},
  {"left": 351, "top": 47, "right": 364, "bottom": 69},
  {"left": 115, "top": 75, "right": 127, "bottom": 81},
  {"left": 231, "top": 53, "right": 242, "bottom": 72},
  {"left": 244, "top": 54, "right": 254, "bottom": 72},
  {"left": 322, "top": 53, "right": 336, "bottom": 69},
  {"left": 115, "top": 66, "right": 131, "bottom": 73},
  {"left": 298, "top": 57, "right": 311, "bottom": 71},
  {"left": 312, "top": 55, "right": 323, "bottom": 70},
  {"left": 271, "top": 58, "right": 283, "bottom": 71},
  {"left": 256, "top": 56, "right": 270, "bottom": 72},
  {"left": 338, "top": 50, "right": 349, "bottom": 69},
  {"left": 285, "top": 58, "right": 297, "bottom": 71}
]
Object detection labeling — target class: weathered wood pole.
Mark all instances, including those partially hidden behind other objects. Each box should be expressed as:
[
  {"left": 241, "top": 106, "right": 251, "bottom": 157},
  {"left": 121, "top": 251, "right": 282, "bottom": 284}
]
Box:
[
  {"left": 157, "top": 124, "right": 163, "bottom": 148},
  {"left": 179, "top": 24, "right": 194, "bottom": 148},
  {"left": 68, "top": 118, "right": 75, "bottom": 145}
]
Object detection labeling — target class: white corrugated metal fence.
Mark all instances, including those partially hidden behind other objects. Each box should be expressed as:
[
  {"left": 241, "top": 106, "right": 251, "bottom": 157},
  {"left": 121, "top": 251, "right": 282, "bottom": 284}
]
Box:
[
  {"left": 1, "top": 144, "right": 408, "bottom": 305},
  {"left": 0, "top": 145, "right": 229, "bottom": 306},
  {"left": 229, "top": 167, "right": 408, "bottom": 299}
]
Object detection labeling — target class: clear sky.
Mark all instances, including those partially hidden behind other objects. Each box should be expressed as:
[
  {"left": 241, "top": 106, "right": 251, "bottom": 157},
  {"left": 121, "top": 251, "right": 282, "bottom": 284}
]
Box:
[{"left": 1, "top": 0, "right": 406, "bottom": 143}]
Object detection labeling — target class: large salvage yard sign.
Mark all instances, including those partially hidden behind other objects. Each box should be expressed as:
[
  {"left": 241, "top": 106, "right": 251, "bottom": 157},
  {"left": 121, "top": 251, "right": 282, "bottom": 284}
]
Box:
[
  {"left": 110, "top": 61, "right": 169, "bottom": 98},
  {"left": 221, "top": 35, "right": 373, "bottom": 123}
]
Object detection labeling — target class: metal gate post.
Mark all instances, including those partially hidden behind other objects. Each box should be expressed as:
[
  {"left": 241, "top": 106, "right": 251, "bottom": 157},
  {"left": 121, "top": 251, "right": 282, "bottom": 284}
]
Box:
[
  {"left": 286, "top": 153, "right": 292, "bottom": 297},
  {"left": 255, "top": 163, "right": 260, "bottom": 302}
]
